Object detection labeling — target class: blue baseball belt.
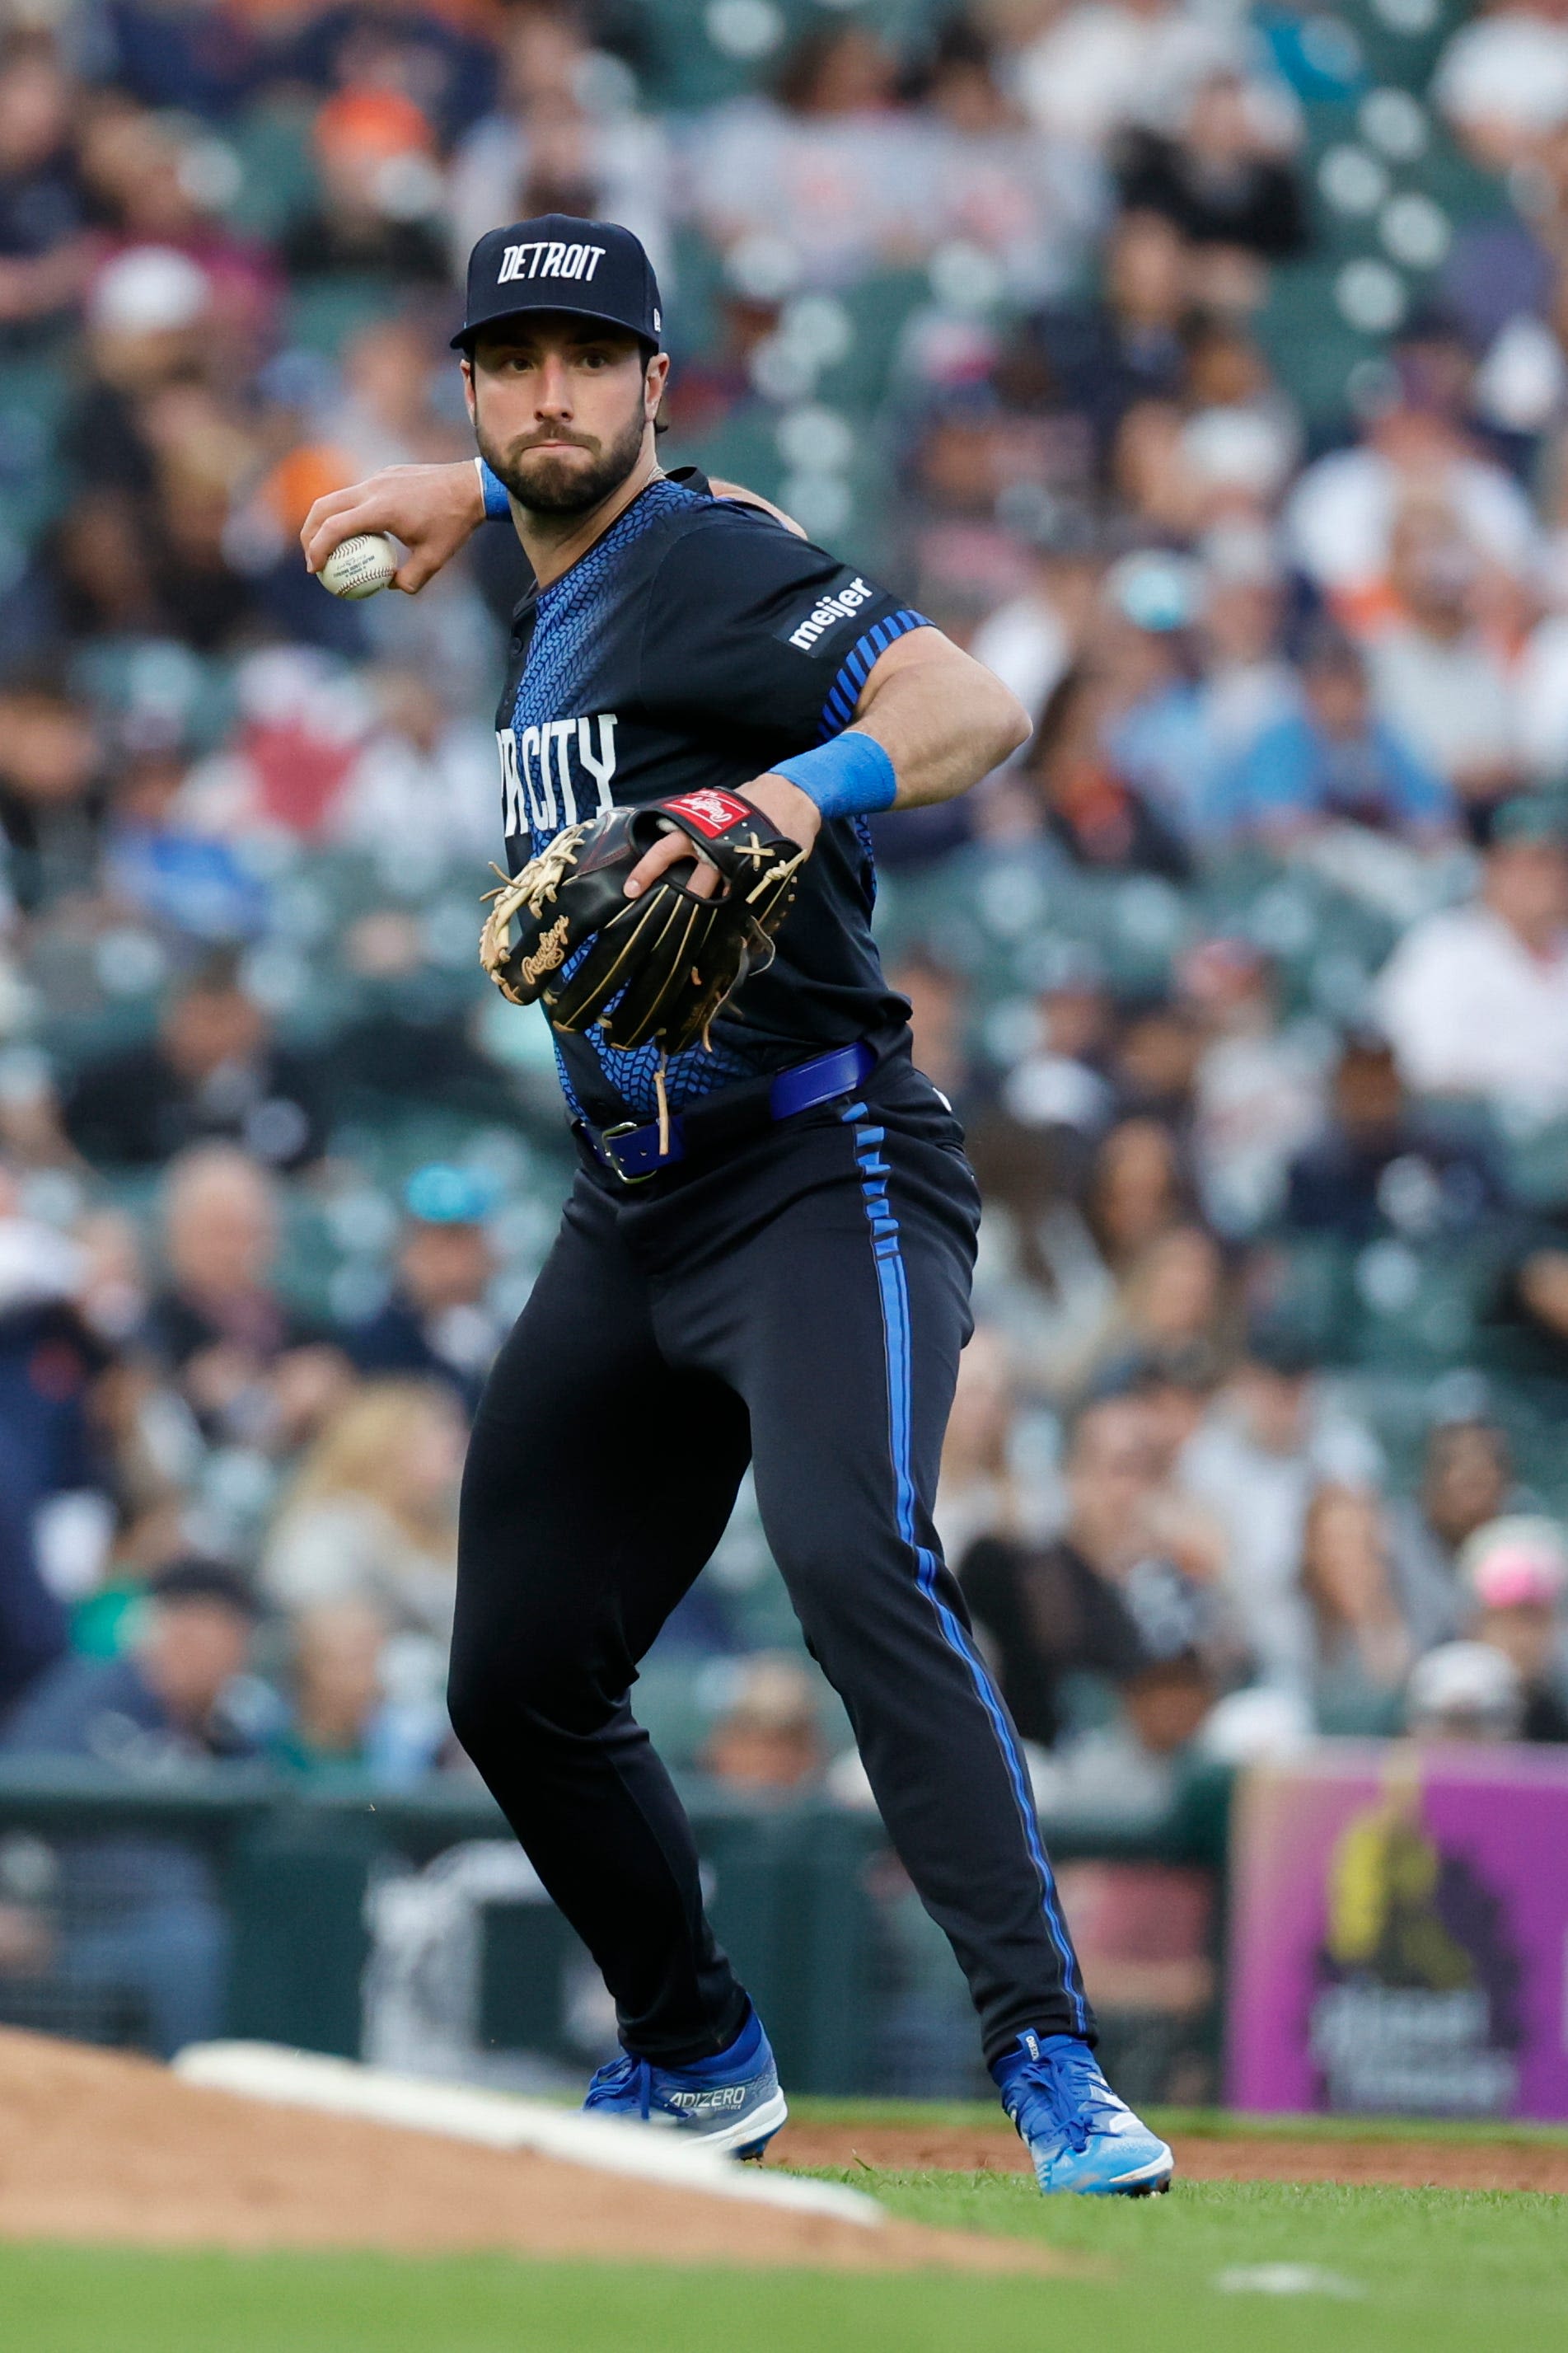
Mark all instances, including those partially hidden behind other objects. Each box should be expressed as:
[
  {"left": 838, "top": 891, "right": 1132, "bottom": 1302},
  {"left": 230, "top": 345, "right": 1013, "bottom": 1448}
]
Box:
[{"left": 583, "top": 1039, "right": 876, "bottom": 1184}]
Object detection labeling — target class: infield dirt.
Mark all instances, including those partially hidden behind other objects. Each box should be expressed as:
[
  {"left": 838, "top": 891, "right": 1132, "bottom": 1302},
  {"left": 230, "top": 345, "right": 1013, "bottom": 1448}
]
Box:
[{"left": 0, "top": 2030, "right": 1063, "bottom": 2272}]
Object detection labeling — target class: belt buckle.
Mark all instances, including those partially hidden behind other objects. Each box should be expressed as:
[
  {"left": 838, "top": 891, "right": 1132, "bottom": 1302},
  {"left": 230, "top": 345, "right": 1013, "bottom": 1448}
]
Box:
[{"left": 599, "top": 1121, "right": 656, "bottom": 1185}]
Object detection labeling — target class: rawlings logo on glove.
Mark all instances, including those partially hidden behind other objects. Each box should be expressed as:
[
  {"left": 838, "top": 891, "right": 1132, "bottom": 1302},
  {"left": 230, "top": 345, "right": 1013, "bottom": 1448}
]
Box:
[{"left": 479, "top": 790, "right": 806, "bottom": 1055}]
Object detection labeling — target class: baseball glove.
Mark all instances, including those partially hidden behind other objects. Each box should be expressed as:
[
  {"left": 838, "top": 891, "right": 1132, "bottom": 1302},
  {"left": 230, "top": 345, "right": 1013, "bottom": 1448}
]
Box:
[{"left": 479, "top": 788, "right": 807, "bottom": 1056}]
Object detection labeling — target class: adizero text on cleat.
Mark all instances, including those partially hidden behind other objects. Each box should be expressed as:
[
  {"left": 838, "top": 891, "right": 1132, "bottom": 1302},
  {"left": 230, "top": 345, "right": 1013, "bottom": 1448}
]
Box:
[{"left": 583, "top": 2007, "right": 788, "bottom": 2159}]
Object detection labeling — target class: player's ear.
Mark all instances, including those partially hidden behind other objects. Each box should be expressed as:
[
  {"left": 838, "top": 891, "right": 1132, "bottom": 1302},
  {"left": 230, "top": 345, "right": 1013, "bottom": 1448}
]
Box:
[
  {"left": 461, "top": 355, "right": 476, "bottom": 425},
  {"left": 644, "top": 350, "right": 670, "bottom": 423}
]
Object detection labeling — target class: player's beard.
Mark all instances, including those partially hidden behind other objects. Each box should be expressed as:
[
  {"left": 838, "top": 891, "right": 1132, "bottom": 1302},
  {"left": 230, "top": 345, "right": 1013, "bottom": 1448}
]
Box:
[{"left": 476, "top": 389, "right": 648, "bottom": 518}]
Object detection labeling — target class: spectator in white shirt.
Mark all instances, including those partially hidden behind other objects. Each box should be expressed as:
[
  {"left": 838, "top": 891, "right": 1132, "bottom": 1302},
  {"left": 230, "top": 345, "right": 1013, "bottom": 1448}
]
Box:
[
  {"left": 1435, "top": 2, "right": 1568, "bottom": 174},
  {"left": 1364, "top": 499, "right": 1524, "bottom": 813},
  {"left": 685, "top": 24, "right": 924, "bottom": 287},
  {"left": 1013, "top": 0, "right": 1290, "bottom": 157},
  {"left": 1284, "top": 330, "right": 1541, "bottom": 605},
  {"left": 1375, "top": 794, "right": 1568, "bottom": 1117}
]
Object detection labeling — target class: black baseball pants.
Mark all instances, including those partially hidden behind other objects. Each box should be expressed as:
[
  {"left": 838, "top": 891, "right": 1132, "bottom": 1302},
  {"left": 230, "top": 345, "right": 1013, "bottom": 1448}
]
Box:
[{"left": 447, "top": 1055, "right": 1093, "bottom": 2068}]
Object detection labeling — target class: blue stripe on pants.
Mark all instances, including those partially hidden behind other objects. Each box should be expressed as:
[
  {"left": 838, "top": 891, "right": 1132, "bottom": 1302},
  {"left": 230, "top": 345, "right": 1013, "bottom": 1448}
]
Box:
[{"left": 840, "top": 1102, "right": 1089, "bottom": 2037}]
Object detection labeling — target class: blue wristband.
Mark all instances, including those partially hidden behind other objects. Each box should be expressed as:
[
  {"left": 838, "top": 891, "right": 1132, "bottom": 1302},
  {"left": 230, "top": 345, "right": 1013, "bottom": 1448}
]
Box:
[
  {"left": 476, "top": 457, "right": 511, "bottom": 521},
  {"left": 772, "top": 733, "right": 896, "bottom": 823}
]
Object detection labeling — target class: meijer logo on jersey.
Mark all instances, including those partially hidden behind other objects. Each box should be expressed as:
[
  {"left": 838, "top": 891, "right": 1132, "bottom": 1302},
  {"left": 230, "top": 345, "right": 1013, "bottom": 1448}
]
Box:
[
  {"left": 498, "top": 713, "right": 618, "bottom": 837},
  {"left": 497, "top": 241, "right": 606, "bottom": 286},
  {"left": 788, "top": 577, "right": 875, "bottom": 651}
]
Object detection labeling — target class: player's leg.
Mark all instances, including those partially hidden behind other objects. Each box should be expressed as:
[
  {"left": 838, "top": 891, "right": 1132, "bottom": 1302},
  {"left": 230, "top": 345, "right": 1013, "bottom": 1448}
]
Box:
[
  {"left": 666, "top": 1084, "right": 1172, "bottom": 2190},
  {"left": 447, "top": 1178, "right": 754, "bottom": 2064},
  {"left": 696, "top": 1110, "right": 1093, "bottom": 2056}
]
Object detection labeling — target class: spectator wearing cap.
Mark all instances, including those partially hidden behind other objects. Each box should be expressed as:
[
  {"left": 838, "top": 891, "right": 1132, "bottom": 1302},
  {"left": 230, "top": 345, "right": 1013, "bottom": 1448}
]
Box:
[
  {"left": 1095, "top": 551, "right": 1222, "bottom": 844},
  {"left": 1387, "top": 1418, "right": 1519, "bottom": 1654},
  {"left": 1283, "top": 1034, "right": 1502, "bottom": 1249},
  {"left": 1406, "top": 1640, "right": 1527, "bottom": 1742},
  {"left": 4, "top": 1556, "right": 260, "bottom": 1765},
  {"left": 260, "top": 1377, "right": 464, "bottom": 1639},
  {"left": 63, "top": 957, "right": 325, "bottom": 1173},
  {"left": 0, "top": 1559, "right": 262, "bottom": 2056},
  {"left": 1220, "top": 628, "right": 1453, "bottom": 842},
  {"left": 1182, "top": 1318, "right": 1381, "bottom": 1686},
  {"left": 1375, "top": 794, "right": 1568, "bottom": 1118},
  {"left": 340, "top": 1165, "right": 501, "bottom": 1415},
  {"left": 1458, "top": 1515, "right": 1568, "bottom": 1741}
]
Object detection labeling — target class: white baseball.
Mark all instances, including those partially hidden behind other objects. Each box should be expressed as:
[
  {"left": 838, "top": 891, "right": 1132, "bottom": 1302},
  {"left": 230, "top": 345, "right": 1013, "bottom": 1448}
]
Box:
[{"left": 319, "top": 532, "right": 400, "bottom": 599}]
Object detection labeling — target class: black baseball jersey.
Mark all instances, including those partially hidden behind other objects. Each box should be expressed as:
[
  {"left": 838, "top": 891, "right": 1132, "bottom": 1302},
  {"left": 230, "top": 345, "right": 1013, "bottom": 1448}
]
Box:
[{"left": 494, "top": 471, "right": 929, "bottom": 1129}]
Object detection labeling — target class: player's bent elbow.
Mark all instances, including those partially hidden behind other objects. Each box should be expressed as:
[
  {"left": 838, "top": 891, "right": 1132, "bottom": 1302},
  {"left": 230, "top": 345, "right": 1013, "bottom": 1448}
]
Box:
[
  {"left": 971, "top": 673, "right": 1032, "bottom": 769},
  {"left": 992, "top": 682, "right": 1033, "bottom": 764}
]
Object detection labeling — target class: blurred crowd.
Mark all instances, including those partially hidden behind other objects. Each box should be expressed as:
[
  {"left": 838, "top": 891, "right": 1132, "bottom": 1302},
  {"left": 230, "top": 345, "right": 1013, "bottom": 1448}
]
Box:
[{"left": 2, "top": 0, "right": 1568, "bottom": 1945}]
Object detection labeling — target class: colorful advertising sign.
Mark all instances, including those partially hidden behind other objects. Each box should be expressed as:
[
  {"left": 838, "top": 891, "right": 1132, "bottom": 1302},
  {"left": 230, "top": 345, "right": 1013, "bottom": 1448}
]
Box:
[{"left": 1228, "top": 1743, "right": 1568, "bottom": 2119}]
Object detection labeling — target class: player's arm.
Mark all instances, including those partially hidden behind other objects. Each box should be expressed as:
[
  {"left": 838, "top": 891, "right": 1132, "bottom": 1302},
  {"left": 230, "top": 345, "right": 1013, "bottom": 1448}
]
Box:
[
  {"left": 831, "top": 628, "right": 1031, "bottom": 808},
  {"left": 626, "top": 629, "right": 1030, "bottom": 899},
  {"left": 300, "top": 462, "right": 802, "bottom": 590},
  {"left": 301, "top": 462, "right": 484, "bottom": 592}
]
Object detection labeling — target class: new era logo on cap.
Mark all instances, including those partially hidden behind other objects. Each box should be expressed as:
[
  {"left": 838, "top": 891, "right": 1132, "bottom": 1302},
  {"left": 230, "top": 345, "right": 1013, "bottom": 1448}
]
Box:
[{"left": 454, "top": 213, "right": 662, "bottom": 352}]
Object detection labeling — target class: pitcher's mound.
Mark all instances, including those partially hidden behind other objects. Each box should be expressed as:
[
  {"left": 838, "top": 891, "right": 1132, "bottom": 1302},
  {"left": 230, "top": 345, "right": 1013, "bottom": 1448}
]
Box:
[{"left": 0, "top": 2031, "right": 1063, "bottom": 2275}]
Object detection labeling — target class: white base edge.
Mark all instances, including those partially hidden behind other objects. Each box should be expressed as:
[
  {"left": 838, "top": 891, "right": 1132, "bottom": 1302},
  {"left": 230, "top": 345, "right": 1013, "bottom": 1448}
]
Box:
[{"left": 173, "top": 2042, "right": 881, "bottom": 2228}]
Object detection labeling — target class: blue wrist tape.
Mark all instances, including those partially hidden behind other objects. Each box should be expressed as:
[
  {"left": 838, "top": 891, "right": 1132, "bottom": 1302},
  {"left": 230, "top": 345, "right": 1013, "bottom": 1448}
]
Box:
[
  {"left": 772, "top": 733, "right": 896, "bottom": 823},
  {"left": 476, "top": 457, "right": 511, "bottom": 521}
]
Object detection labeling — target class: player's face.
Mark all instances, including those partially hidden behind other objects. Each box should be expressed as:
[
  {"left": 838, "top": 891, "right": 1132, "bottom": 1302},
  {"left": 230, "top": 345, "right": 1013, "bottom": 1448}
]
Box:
[{"left": 464, "top": 318, "right": 667, "bottom": 516}]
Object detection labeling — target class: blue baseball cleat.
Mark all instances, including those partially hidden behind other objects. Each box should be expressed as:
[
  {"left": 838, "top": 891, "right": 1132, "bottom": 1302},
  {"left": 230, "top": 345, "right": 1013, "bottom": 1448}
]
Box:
[
  {"left": 993, "top": 2031, "right": 1175, "bottom": 2196},
  {"left": 582, "top": 2007, "right": 788, "bottom": 2158}
]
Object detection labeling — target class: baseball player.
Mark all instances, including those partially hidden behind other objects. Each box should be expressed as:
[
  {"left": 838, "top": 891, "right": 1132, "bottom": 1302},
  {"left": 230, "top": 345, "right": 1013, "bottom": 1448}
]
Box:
[{"left": 303, "top": 213, "right": 1174, "bottom": 2196}]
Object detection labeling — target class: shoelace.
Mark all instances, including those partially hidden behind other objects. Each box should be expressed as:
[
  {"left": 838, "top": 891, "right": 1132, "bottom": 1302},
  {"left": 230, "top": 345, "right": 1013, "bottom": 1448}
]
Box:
[
  {"left": 1008, "top": 2046, "right": 1125, "bottom": 2155},
  {"left": 583, "top": 2051, "right": 655, "bottom": 2121}
]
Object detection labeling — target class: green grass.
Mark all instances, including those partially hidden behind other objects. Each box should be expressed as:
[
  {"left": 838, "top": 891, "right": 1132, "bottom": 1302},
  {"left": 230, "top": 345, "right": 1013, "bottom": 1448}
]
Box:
[
  {"left": 789, "top": 2093, "right": 1568, "bottom": 2147},
  {"left": 4, "top": 2171, "right": 1566, "bottom": 2353}
]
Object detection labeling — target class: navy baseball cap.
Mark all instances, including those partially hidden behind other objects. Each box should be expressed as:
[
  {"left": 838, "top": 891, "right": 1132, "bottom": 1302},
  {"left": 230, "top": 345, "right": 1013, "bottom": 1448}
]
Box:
[{"left": 452, "top": 213, "right": 662, "bottom": 353}]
